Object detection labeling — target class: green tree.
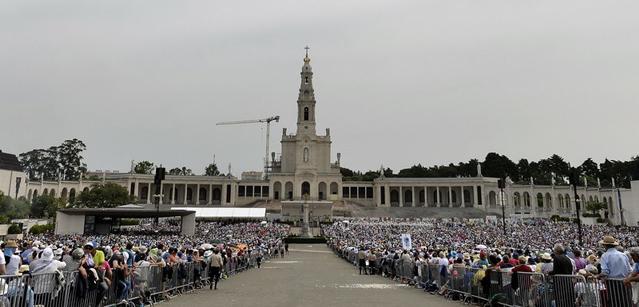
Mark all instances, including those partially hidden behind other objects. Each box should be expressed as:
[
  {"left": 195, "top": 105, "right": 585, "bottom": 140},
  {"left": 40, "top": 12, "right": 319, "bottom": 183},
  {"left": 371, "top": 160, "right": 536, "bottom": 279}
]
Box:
[
  {"left": 57, "top": 138, "right": 87, "bottom": 180},
  {"left": 585, "top": 201, "right": 606, "bottom": 216},
  {"left": 7, "top": 224, "right": 22, "bottom": 234},
  {"left": 31, "top": 195, "right": 64, "bottom": 218},
  {"left": 168, "top": 167, "right": 193, "bottom": 176},
  {"left": 76, "top": 183, "right": 133, "bottom": 208},
  {"left": 204, "top": 163, "right": 221, "bottom": 176},
  {"left": 134, "top": 161, "right": 155, "bottom": 174},
  {"left": 0, "top": 195, "right": 32, "bottom": 219}
]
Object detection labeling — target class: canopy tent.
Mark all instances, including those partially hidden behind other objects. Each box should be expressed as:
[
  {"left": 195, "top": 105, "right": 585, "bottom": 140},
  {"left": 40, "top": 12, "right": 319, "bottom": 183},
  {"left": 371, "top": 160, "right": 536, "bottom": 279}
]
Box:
[{"left": 174, "top": 207, "right": 266, "bottom": 219}]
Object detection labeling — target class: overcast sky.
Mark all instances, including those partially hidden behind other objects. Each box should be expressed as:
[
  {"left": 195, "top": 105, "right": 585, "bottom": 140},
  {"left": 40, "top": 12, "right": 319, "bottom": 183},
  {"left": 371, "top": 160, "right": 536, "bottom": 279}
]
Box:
[{"left": 1, "top": 0, "right": 638, "bottom": 175}]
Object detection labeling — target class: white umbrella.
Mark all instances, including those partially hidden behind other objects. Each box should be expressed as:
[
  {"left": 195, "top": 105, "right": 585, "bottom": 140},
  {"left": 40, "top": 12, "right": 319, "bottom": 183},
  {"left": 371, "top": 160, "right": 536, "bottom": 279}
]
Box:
[
  {"left": 200, "top": 243, "right": 213, "bottom": 250},
  {"left": 476, "top": 244, "right": 487, "bottom": 250}
]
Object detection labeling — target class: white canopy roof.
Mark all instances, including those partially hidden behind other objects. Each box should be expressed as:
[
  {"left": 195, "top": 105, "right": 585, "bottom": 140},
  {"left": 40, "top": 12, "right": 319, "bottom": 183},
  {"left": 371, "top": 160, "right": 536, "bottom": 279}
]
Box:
[{"left": 174, "top": 207, "right": 266, "bottom": 219}]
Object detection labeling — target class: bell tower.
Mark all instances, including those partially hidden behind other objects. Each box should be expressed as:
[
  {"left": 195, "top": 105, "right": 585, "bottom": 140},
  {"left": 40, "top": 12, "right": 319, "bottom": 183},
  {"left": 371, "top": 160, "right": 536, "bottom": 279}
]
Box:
[{"left": 297, "top": 46, "right": 316, "bottom": 135}]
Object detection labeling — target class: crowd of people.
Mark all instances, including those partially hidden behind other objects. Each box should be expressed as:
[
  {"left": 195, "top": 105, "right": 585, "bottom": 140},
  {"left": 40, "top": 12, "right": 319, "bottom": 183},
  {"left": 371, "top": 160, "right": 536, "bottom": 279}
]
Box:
[
  {"left": 324, "top": 218, "right": 639, "bottom": 306},
  {"left": 0, "top": 221, "right": 290, "bottom": 306}
]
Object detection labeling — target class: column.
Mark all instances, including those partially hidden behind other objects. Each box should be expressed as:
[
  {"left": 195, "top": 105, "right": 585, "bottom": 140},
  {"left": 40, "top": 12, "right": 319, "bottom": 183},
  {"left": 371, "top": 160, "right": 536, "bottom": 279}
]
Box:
[
  {"left": 135, "top": 181, "right": 139, "bottom": 200},
  {"left": 461, "top": 186, "right": 466, "bottom": 207},
  {"left": 376, "top": 185, "right": 382, "bottom": 206},
  {"left": 183, "top": 184, "right": 188, "bottom": 205},
  {"left": 208, "top": 184, "right": 213, "bottom": 205},
  {"left": 436, "top": 186, "right": 440, "bottom": 207},
  {"left": 230, "top": 183, "right": 236, "bottom": 206},
  {"left": 171, "top": 184, "right": 176, "bottom": 205},
  {"left": 448, "top": 186, "right": 452, "bottom": 207},
  {"left": 411, "top": 187, "right": 415, "bottom": 207},
  {"left": 473, "top": 185, "right": 478, "bottom": 207},
  {"left": 384, "top": 185, "right": 390, "bottom": 207},
  {"left": 196, "top": 184, "right": 200, "bottom": 205},
  {"left": 222, "top": 184, "right": 227, "bottom": 205},
  {"left": 159, "top": 183, "right": 164, "bottom": 205},
  {"left": 424, "top": 186, "right": 428, "bottom": 207},
  {"left": 146, "top": 183, "right": 151, "bottom": 204},
  {"left": 399, "top": 186, "right": 403, "bottom": 207}
]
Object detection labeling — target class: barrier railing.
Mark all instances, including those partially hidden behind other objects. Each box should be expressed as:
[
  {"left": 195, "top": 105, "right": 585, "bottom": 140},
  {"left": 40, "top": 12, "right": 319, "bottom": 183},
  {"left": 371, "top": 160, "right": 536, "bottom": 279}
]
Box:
[
  {"left": 0, "top": 252, "right": 270, "bottom": 307},
  {"left": 327, "top": 243, "right": 637, "bottom": 307}
]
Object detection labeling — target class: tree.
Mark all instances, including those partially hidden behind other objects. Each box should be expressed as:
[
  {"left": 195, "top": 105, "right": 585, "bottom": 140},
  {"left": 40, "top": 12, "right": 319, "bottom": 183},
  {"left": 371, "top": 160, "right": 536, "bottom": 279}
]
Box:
[
  {"left": 204, "top": 163, "right": 221, "bottom": 176},
  {"left": 76, "top": 183, "right": 133, "bottom": 208},
  {"left": 19, "top": 139, "right": 87, "bottom": 180},
  {"left": 585, "top": 201, "right": 606, "bottom": 216},
  {"left": 169, "top": 167, "right": 193, "bottom": 176},
  {"left": 57, "top": 138, "right": 87, "bottom": 180},
  {"left": 134, "top": 161, "right": 154, "bottom": 174},
  {"left": 7, "top": 224, "right": 22, "bottom": 234},
  {"left": 30, "top": 195, "right": 64, "bottom": 218},
  {"left": 0, "top": 195, "right": 32, "bottom": 219}
]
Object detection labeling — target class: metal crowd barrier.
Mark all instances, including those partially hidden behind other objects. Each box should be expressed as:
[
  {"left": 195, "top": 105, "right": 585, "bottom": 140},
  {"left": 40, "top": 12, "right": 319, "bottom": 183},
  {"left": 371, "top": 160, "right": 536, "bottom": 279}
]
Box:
[
  {"left": 329, "top": 245, "right": 637, "bottom": 307},
  {"left": 0, "top": 252, "right": 270, "bottom": 307}
]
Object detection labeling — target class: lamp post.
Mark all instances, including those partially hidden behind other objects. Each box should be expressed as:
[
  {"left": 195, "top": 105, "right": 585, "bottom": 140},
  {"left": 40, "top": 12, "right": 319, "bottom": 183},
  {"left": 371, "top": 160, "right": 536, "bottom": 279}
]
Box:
[
  {"left": 498, "top": 178, "right": 506, "bottom": 235},
  {"left": 154, "top": 166, "right": 166, "bottom": 225},
  {"left": 570, "top": 167, "right": 583, "bottom": 247}
]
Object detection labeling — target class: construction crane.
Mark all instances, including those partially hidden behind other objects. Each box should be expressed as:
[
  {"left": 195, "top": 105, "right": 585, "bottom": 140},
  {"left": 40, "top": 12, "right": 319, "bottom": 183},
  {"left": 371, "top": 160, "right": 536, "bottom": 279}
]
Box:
[{"left": 216, "top": 116, "right": 280, "bottom": 179}]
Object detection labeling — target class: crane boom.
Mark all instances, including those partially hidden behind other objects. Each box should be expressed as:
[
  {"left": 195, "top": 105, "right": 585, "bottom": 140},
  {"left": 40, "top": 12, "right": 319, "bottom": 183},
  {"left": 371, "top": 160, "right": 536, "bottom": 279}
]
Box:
[{"left": 216, "top": 115, "right": 280, "bottom": 179}]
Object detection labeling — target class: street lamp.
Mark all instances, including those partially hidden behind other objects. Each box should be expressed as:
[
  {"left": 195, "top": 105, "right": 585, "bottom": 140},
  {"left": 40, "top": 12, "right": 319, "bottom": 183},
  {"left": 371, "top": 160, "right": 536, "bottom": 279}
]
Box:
[
  {"left": 498, "top": 178, "right": 506, "bottom": 235},
  {"left": 569, "top": 167, "right": 583, "bottom": 247}
]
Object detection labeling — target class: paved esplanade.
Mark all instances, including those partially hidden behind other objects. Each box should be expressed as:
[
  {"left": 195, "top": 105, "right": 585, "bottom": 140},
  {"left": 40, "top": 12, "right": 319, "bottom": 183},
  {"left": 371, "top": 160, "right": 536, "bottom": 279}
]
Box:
[{"left": 166, "top": 245, "right": 458, "bottom": 307}]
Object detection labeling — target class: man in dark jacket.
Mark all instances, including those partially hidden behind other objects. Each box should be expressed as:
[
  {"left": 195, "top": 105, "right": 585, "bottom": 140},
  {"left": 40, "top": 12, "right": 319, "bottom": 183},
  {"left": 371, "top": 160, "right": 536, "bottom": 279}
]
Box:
[{"left": 549, "top": 244, "right": 574, "bottom": 307}]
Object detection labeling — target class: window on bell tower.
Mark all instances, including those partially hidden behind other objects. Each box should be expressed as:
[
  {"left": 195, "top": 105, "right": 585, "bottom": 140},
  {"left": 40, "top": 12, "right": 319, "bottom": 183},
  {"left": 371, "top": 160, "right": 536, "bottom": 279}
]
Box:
[
  {"left": 305, "top": 76, "right": 309, "bottom": 83},
  {"left": 304, "top": 107, "right": 309, "bottom": 121}
]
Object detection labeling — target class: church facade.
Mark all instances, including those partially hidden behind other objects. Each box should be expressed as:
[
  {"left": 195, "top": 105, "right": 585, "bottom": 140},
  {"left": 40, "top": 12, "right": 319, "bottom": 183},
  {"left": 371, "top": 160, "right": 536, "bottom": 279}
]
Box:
[{"left": 9, "top": 51, "right": 638, "bottom": 226}]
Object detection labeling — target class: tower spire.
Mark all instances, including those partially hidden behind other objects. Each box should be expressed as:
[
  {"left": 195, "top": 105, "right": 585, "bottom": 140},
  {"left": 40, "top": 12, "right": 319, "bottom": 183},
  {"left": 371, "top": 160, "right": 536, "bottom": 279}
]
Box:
[{"left": 297, "top": 46, "right": 316, "bottom": 134}]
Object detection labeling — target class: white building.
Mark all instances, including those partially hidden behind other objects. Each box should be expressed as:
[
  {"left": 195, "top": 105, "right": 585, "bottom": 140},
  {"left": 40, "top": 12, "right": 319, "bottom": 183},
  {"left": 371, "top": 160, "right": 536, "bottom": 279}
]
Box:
[{"left": 4, "top": 51, "right": 637, "bottom": 225}]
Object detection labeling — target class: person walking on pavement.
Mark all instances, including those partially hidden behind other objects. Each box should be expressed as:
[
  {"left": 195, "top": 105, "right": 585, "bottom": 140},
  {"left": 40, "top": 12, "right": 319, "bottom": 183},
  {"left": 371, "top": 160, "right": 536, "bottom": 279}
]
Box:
[
  {"left": 209, "top": 248, "right": 223, "bottom": 290},
  {"left": 358, "top": 247, "right": 367, "bottom": 275}
]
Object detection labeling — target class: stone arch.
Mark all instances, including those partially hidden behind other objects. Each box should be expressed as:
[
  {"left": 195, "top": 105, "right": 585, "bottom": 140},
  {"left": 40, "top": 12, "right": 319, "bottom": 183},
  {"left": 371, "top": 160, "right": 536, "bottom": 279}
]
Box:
[
  {"left": 513, "top": 192, "right": 521, "bottom": 209},
  {"left": 403, "top": 189, "right": 412, "bottom": 207},
  {"left": 32, "top": 189, "right": 39, "bottom": 201},
  {"left": 523, "top": 192, "right": 531, "bottom": 208},
  {"left": 83, "top": 187, "right": 89, "bottom": 193},
  {"left": 545, "top": 193, "right": 552, "bottom": 211},
  {"left": 273, "top": 182, "right": 282, "bottom": 200},
  {"left": 301, "top": 182, "right": 310, "bottom": 198},
  {"left": 488, "top": 191, "right": 497, "bottom": 208},
  {"left": 594, "top": 196, "right": 599, "bottom": 203},
  {"left": 608, "top": 196, "right": 614, "bottom": 216},
  {"left": 588, "top": 195, "right": 593, "bottom": 203},
  {"left": 463, "top": 190, "right": 471, "bottom": 206},
  {"left": 565, "top": 194, "right": 571, "bottom": 212},
  {"left": 69, "top": 188, "right": 76, "bottom": 203},
  {"left": 418, "top": 189, "right": 425, "bottom": 207},
  {"left": 27, "top": 189, "right": 33, "bottom": 201},
  {"left": 186, "top": 188, "right": 193, "bottom": 202},
  {"left": 318, "top": 182, "right": 327, "bottom": 200},
  {"left": 140, "top": 187, "right": 148, "bottom": 200},
  {"left": 212, "top": 188, "right": 221, "bottom": 202},
  {"left": 61, "top": 188, "right": 68, "bottom": 201},
  {"left": 390, "top": 189, "right": 400, "bottom": 207},
  {"left": 557, "top": 194, "right": 564, "bottom": 210},
  {"left": 43, "top": 188, "right": 48, "bottom": 197},
  {"left": 285, "top": 182, "right": 294, "bottom": 200},
  {"left": 536, "top": 193, "right": 544, "bottom": 210},
  {"left": 330, "top": 182, "right": 338, "bottom": 196},
  {"left": 49, "top": 189, "right": 56, "bottom": 197},
  {"left": 199, "top": 187, "right": 207, "bottom": 201}
]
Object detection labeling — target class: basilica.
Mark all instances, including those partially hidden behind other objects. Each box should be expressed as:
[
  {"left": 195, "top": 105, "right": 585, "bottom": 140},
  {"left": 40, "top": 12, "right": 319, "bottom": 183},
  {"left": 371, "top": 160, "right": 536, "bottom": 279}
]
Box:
[{"left": 2, "top": 51, "right": 638, "bottom": 226}]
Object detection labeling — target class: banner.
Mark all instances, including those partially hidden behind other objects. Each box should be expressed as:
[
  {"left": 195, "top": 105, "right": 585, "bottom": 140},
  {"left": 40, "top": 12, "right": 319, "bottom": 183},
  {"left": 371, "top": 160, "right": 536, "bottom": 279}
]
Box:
[{"left": 400, "top": 234, "right": 412, "bottom": 250}]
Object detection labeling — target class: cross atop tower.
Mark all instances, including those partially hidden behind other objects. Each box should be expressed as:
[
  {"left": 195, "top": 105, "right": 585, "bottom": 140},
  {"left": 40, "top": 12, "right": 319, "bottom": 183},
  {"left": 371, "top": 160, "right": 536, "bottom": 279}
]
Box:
[{"left": 304, "top": 45, "right": 310, "bottom": 58}]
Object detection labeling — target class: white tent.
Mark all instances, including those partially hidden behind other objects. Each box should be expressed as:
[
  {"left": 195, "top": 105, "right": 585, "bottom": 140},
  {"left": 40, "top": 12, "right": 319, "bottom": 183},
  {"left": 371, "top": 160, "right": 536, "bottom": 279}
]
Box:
[{"left": 173, "top": 207, "right": 266, "bottom": 219}]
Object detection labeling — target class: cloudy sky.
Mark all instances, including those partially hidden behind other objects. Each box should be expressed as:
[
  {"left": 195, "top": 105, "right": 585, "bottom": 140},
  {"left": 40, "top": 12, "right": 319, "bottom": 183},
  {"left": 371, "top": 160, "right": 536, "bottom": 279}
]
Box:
[{"left": 1, "top": 0, "right": 638, "bottom": 175}]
